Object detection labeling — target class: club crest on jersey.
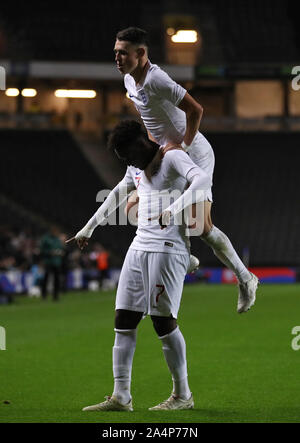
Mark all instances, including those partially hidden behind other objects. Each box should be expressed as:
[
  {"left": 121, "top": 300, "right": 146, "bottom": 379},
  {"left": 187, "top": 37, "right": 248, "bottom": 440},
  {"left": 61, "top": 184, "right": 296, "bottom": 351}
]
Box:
[{"left": 139, "top": 90, "right": 148, "bottom": 105}]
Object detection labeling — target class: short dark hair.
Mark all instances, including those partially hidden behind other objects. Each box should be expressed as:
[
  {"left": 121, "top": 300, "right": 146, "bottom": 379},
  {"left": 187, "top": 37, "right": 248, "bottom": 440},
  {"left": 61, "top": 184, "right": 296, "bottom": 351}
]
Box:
[
  {"left": 107, "top": 119, "right": 145, "bottom": 154},
  {"left": 116, "top": 27, "right": 148, "bottom": 47}
]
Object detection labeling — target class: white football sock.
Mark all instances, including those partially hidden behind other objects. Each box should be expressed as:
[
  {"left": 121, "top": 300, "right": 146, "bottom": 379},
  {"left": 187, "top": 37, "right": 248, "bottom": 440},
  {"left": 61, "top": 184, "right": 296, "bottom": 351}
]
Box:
[
  {"left": 160, "top": 327, "right": 191, "bottom": 400},
  {"left": 112, "top": 328, "right": 137, "bottom": 405},
  {"left": 201, "top": 226, "right": 251, "bottom": 284}
]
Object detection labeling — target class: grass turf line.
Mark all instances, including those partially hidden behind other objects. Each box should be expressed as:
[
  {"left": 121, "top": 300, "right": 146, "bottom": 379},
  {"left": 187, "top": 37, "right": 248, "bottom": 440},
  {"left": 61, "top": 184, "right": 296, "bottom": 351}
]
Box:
[{"left": 1, "top": 284, "right": 300, "bottom": 423}]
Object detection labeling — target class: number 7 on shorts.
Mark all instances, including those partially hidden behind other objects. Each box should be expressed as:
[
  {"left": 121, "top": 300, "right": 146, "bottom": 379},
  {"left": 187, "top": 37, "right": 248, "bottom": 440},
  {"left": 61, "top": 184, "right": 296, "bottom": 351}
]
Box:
[{"left": 155, "top": 284, "right": 165, "bottom": 306}]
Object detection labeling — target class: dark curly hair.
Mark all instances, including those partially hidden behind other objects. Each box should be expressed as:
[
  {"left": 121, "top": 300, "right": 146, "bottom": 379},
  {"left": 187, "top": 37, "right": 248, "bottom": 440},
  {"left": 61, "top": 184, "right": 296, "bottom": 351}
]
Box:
[
  {"left": 107, "top": 119, "right": 146, "bottom": 155},
  {"left": 108, "top": 119, "right": 162, "bottom": 179}
]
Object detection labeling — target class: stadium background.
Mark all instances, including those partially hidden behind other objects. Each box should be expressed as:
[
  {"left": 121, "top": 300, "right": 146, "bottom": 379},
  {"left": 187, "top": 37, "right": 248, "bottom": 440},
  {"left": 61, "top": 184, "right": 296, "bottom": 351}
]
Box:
[
  {"left": 0, "top": 0, "right": 299, "bottom": 296},
  {"left": 1, "top": 0, "right": 300, "bottom": 424}
]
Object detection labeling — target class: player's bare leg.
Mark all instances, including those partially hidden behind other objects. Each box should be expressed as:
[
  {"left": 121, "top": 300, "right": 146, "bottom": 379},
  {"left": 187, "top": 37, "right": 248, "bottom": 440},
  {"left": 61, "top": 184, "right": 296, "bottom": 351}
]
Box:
[{"left": 200, "top": 202, "right": 259, "bottom": 312}]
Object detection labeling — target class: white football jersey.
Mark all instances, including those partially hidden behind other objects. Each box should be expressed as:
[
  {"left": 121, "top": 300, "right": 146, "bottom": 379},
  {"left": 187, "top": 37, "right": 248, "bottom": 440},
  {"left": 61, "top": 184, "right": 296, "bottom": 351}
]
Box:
[
  {"left": 124, "top": 61, "right": 212, "bottom": 158},
  {"left": 119, "top": 150, "right": 202, "bottom": 254}
]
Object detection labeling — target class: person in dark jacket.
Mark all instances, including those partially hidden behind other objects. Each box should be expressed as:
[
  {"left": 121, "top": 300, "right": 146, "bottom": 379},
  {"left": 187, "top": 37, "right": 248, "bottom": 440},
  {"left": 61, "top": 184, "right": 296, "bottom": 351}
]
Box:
[{"left": 40, "top": 225, "right": 64, "bottom": 301}]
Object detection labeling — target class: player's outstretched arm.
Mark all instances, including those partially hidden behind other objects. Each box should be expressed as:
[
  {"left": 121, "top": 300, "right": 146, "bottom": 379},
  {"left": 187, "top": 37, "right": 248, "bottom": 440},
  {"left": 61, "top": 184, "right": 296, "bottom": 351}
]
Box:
[{"left": 66, "top": 179, "right": 135, "bottom": 249}]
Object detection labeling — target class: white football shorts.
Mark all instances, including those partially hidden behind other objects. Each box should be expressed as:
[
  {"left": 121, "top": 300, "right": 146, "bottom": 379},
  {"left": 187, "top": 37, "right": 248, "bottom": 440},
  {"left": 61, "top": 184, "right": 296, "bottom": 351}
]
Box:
[{"left": 115, "top": 248, "right": 190, "bottom": 318}]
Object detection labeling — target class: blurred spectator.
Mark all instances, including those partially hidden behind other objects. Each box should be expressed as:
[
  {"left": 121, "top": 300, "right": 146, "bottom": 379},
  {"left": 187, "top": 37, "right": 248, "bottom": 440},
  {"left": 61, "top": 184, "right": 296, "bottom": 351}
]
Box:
[
  {"left": 30, "top": 257, "right": 44, "bottom": 289},
  {"left": 0, "top": 225, "right": 39, "bottom": 271},
  {"left": 95, "top": 243, "right": 110, "bottom": 289},
  {"left": 40, "top": 225, "right": 64, "bottom": 301},
  {"left": 0, "top": 224, "right": 114, "bottom": 295},
  {"left": 59, "top": 232, "right": 70, "bottom": 293}
]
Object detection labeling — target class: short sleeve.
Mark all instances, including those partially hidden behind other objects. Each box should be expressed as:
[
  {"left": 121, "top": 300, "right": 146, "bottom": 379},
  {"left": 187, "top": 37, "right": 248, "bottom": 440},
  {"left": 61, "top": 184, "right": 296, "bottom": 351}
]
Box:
[{"left": 150, "top": 69, "right": 186, "bottom": 106}]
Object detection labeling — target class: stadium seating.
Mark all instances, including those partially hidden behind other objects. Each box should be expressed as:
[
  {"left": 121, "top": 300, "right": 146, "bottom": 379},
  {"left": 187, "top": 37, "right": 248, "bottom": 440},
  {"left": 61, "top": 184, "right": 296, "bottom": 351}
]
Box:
[
  {"left": 0, "top": 129, "right": 136, "bottom": 260},
  {"left": 0, "top": 2, "right": 143, "bottom": 61},
  {"left": 214, "top": 0, "right": 299, "bottom": 63}
]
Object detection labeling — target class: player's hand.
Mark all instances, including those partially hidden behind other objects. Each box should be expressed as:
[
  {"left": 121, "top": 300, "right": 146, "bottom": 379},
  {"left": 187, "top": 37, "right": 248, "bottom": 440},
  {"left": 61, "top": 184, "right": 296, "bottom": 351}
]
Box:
[
  {"left": 158, "top": 210, "right": 171, "bottom": 229},
  {"left": 65, "top": 225, "right": 93, "bottom": 250},
  {"left": 76, "top": 237, "right": 89, "bottom": 250},
  {"left": 161, "top": 143, "right": 184, "bottom": 156},
  {"left": 148, "top": 210, "right": 171, "bottom": 229},
  {"left": 65, "top": 235, "right": 89, "bottom": 250}
]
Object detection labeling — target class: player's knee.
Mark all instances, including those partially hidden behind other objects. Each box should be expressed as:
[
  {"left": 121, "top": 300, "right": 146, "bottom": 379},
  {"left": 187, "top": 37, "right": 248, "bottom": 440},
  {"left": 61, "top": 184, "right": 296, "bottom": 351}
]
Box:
[
  {"left": 151, "top": 315, "right": 177, "bottom": 337},
  {"left": 115, "top": 309, "right": 143, "bottom": 330},
  {"left": 201, "top": 202, "right": 213, "bottom": 236},
  {"left": 202, "top": 219, "right": 213, "bottom": 236}
]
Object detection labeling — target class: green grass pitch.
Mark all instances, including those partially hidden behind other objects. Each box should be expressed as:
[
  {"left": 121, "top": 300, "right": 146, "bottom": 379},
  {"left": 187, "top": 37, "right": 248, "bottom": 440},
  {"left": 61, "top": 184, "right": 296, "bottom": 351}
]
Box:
[{"left": 1, "top": 283, "right": 300, "bottom": 423}]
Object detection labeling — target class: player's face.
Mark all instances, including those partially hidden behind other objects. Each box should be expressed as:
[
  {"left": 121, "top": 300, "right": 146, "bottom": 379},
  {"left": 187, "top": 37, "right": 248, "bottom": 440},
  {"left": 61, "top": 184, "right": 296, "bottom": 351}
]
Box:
[
  {"left": 114, "top": 40, "right": 139, "bottom": 75},
  {"left": 115, "top": 138, "right": 157, "bottom": 170}
]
